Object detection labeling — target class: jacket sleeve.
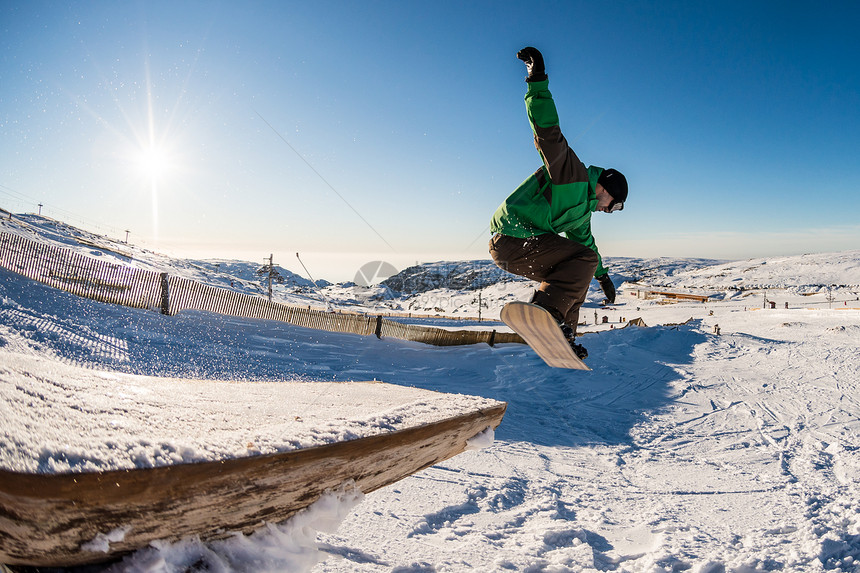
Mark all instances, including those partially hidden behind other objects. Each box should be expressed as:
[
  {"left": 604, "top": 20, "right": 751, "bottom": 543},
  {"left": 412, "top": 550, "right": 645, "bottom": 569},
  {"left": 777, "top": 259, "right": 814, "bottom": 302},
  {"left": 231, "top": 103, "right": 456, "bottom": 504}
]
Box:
[
  {"left": 525, "top": 80, "right": 590, "bottom": 186},
  {"left": 564, "top": 220, "right": 609, "bottom": 277},
  {"left": 595, "top": 254, "right": 608, "bottom": 277}
]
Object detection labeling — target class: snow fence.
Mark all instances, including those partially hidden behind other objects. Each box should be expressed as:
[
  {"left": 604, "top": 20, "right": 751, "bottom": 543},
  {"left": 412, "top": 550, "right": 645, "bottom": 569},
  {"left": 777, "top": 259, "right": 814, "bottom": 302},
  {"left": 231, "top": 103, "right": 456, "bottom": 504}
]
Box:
[{"left": 0, "top": 232, "right": 521, "bottom": 347}]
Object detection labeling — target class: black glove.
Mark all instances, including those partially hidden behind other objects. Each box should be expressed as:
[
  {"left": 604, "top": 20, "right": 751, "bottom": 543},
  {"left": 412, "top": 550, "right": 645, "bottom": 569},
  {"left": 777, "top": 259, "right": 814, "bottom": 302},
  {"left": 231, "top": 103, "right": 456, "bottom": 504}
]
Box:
[
  {"left": 597, "top": 273, "right": 616, "bottom": 304},
  {"left": 516, "top": 47, "right": 547, "bottom": 82}
]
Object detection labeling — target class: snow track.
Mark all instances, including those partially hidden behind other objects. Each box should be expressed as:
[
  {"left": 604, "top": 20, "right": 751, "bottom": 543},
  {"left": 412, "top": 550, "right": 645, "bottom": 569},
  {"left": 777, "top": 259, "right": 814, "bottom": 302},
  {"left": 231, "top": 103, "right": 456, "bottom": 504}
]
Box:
[{"left": 317, "top": 312, "right": 860, "bottom": 572}]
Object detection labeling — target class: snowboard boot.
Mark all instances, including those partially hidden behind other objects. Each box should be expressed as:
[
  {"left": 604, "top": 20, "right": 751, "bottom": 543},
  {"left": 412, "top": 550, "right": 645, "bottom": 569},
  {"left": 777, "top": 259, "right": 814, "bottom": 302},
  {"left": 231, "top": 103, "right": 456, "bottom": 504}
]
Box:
[
  {"left": 530, "top": 297, "right": 589, "bottom": 361},
  {"left": 570, "top": 341, "right": 588, "bottom": 360},
  {"left": 558, "top": 323, "right": 588, "bottom": 360}
]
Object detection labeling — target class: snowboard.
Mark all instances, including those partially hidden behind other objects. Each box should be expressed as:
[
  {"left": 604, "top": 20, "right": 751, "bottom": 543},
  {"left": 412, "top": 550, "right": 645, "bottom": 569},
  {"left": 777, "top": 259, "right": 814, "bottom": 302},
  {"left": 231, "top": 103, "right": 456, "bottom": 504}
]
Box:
[{"left": 500, "top": 301, "right": 590, "bottom": 370}]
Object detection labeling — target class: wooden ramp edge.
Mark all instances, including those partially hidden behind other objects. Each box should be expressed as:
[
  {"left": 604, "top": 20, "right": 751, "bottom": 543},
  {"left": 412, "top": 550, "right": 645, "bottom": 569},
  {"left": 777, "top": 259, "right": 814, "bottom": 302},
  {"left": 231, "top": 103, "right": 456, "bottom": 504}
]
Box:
[{"left": 0, "top": 402, "right": 506, "bottom": 567}]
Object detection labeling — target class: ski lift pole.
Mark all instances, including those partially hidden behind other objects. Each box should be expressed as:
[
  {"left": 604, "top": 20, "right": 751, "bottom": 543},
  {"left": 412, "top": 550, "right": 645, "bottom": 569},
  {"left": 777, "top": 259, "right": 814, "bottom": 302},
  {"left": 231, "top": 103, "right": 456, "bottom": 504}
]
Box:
[
  {"left": 266, "top": 254, "right": 274, "bottom": 302},
  {"left": 296, "top": 252, "right": 334, "bottom": 312}
]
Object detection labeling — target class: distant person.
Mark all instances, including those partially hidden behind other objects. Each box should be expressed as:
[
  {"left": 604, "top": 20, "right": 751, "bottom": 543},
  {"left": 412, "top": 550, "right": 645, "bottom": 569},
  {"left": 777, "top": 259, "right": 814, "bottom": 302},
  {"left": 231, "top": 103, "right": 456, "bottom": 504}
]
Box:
[{"left": 489, "top": 47, "right": 628, "bottom": 360}]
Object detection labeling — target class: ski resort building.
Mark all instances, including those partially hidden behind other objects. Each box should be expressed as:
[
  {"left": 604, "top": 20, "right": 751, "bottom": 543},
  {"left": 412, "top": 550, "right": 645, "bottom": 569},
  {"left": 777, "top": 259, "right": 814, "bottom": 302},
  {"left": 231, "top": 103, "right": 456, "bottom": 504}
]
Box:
[{"left": 623, "top": 284, "right": 712, "bottom": 303}]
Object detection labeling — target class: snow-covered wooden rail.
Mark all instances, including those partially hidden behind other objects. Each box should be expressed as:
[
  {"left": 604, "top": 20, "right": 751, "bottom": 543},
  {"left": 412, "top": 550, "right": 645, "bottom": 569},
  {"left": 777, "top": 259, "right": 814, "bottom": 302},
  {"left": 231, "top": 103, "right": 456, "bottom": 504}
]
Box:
[
  {"left": 0, "top": 232, "right": 522, "bottom": 347},
  {"left": 0, "top": 406, "right": 506, "bottom": 566},
  {"left": 0, "top": 353, "right": 507, "bottom": 567}
]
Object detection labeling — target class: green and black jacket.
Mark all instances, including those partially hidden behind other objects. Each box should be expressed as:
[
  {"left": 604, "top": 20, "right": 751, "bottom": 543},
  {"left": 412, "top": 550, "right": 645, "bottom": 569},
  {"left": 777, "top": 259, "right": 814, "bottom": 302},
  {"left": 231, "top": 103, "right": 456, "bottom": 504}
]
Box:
[{"left": 491, "top": 79, "right": 607, "bottom": 277}]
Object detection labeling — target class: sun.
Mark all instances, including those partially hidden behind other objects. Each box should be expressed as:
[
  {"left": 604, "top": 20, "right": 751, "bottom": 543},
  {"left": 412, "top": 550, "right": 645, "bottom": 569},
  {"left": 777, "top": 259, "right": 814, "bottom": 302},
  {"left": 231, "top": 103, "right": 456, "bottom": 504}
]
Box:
[{"left": 136, "top": 144, "right": 171, "bottom": 180}]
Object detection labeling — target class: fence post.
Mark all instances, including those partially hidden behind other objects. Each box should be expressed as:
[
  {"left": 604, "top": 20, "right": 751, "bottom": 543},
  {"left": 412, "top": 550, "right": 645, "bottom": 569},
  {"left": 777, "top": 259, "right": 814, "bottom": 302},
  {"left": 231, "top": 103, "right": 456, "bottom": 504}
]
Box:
[
  {"left": 160, "top": 273, "right": 170, "bottom": 315},
  {"left": 488, "top": 329, "right": 496, "bottom": 347},
  {"left": 375, "top": 315, "right": 383, "bottom": 339}
]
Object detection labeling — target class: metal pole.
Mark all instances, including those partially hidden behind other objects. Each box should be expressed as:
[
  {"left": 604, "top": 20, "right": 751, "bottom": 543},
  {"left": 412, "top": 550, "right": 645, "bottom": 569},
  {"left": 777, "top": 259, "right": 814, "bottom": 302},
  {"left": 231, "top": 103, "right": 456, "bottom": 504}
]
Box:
[{"left": 267, "top": 254, "right": 273, "bottom": 302}]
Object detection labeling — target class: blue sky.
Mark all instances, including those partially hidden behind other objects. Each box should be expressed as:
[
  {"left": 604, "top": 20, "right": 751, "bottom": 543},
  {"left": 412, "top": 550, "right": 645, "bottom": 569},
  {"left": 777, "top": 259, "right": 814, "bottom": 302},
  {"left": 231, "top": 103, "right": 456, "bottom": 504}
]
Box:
[{"left": 2, "top": 1, "right": 858, "bottom": 281}]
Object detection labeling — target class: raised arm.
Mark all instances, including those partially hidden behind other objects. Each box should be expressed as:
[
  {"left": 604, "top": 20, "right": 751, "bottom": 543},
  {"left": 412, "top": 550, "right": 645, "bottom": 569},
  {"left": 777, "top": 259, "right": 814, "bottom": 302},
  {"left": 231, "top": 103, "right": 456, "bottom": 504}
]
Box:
[{"left": 517, "top": 47, "right": 590, "bottom": 186}]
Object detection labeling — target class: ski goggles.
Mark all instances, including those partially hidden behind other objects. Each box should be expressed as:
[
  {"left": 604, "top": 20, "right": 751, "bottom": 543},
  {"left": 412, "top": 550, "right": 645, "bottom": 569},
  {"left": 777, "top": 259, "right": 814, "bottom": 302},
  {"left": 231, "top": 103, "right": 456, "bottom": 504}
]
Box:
[{"left": 607, "top": 199, "right": 624, "bottom": 213}]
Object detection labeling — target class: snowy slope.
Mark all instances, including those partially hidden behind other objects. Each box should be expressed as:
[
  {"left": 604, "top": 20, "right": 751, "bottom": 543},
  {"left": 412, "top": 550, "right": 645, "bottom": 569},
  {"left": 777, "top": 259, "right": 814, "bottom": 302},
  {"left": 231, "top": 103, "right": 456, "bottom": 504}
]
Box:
[
  {"left": 0, "top": 215, "right": 324, "bottom": 300},
  {"left": 1, "top": 216, "right": 860, "bottom": 571},
  {"left": 651, "top": 251, "right": 860, "bottom": 291}
]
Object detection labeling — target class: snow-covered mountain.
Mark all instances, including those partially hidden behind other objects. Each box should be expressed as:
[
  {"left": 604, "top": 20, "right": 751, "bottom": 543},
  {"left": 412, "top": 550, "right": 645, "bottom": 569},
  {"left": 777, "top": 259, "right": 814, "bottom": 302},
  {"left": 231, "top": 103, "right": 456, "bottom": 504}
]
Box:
[
  {"left": 357, "top": 252, "right": 859, "bottom": 317},
  {"left": 380, "top": 253, "right": 860, "bottom": 295},
  {"left": 648, "top": 251, "right": 860, "bottom": 291},
  {"left": 381, "top": 260, "right": 527, "bottom": 294}
]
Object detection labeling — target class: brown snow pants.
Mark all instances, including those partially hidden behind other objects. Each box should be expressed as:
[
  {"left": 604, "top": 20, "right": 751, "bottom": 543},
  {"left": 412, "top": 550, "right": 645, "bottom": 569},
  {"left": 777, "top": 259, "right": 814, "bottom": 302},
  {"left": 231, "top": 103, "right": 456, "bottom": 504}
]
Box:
[{"left": 489, "top": 233, "right": 598, "bottom": 335}]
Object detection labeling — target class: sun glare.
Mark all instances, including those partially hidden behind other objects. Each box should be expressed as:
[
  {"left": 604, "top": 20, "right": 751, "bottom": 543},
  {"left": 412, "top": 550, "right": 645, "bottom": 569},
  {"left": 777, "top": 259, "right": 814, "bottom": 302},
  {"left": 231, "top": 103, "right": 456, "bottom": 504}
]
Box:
[{"left": 136, "top": 145, "right": 171, "bottom": 180}]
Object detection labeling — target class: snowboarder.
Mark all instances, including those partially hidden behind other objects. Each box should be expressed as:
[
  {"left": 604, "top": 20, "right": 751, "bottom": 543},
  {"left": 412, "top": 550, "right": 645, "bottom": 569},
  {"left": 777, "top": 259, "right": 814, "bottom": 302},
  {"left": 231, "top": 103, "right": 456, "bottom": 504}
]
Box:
[{"left": 489, "top": 47, "right": 628, "bottom": 360}]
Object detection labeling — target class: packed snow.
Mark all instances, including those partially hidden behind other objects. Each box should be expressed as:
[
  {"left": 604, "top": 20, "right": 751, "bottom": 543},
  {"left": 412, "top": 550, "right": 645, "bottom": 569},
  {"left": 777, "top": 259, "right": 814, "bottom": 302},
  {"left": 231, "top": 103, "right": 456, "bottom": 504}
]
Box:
[
  {"left": 1, "top": 215, "right": 860, "bottom": 571},
  {"left": 0, "top": 349, "right": 500, "bottom": 474}
]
